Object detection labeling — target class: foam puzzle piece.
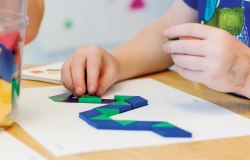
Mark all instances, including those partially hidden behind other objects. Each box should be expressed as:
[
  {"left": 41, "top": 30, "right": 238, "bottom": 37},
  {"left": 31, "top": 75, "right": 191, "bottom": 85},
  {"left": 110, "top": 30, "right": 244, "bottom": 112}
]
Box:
[
  {"left": 110, "top": 101, "right": 131, "bottom": 105},
  {"left": 79, "top": 94, "right": 102, "bottom": 103},
  {"left": 152, "top": 122, "right": 177, "bottom": 128},
  {"left": 115, "top": 120, "right": 137, "bottom": 126},
  {"left": 96, "top": 108, "right": 120, "bottom": 117},
  {"left": 87, "top": 120, "right": 124, "bottom": 130},
  {"left": 123, "top": 121, "right": 162, "bottom": 130},
  {"left": 168, "top": 38, "right": 180, "bottom": 41},
  {"left": 125, "top": 96, "right": 148, "bottom": 109},
  {"left": 61, "top": 98, "right": 79, "bottom": 103},
  {"left": 49, "top": 97, "right": 69, "bottom": 102},
  {"left": 89, "top": 114, "right": 112, "bottom": 120},
  {"left": 12, "top": 78, "right": 19, "bottom": 104},
  {"left": 0, "top": 32, "right": 20, "bottom": 51},
  {"left": 102, "top": 99, "right": 115, "bottom": 104},
  {"left": 114, "top": 95, "right": 136, "bottom": 101},
  {"left": 0, "top": 79, "right": 12, "bottom": 122},
  {"left": 152, "top": 127, "right": 192, "bottom": 137},
  {"left": 0, "top": 44, "right": 17, "bottom": 83},
  {"left": 96, "top": 104, "right": 132, "bottom": 113},
  {"left": 79, "top": 109, "right": 103, "bottom": 122}
]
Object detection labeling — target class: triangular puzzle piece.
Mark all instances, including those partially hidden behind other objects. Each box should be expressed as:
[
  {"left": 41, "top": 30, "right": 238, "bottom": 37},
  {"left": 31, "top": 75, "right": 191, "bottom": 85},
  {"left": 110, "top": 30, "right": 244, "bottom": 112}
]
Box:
[
  {"left": 95, "top": 108, "right": 120, "bottom": 117},
  {"left": 0, "top": 44, "right": 17, "bottom": 83},
  {"left": 152, "top": 122, "right": 177, "bottom": 128},
  {"left": 114, "top": 95, "right": 136, "bottom": 101},
  {"left": 96, "top": 104, "right": 132, "bottom": 113},
  {"left": 49, "top": 97, "right": 69, "bottom": 102},
  {"left": 0, "top": 32, "right": 20, "bottom": 52},
  {"left": 89, "top": 114, "right": 112, "bottom": 120},
  {"left": 110, "top": 101, "right": 131, "bottom": 105},
  {"left": 115, "top": 120, "right": 137, "bottom": 126}
]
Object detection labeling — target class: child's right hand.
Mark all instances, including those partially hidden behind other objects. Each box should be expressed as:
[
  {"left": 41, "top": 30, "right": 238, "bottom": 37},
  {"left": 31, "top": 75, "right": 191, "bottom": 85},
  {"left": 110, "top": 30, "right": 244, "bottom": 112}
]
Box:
[{"left": 61, "top": 45, "right": 121, "bottom": 97}]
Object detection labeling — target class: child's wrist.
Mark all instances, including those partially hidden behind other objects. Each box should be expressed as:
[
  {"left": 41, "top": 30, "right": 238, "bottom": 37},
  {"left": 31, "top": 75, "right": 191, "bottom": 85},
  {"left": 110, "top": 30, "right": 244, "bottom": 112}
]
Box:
[{"left": 236, "top": 76, "right": 250, "bottom": 99}]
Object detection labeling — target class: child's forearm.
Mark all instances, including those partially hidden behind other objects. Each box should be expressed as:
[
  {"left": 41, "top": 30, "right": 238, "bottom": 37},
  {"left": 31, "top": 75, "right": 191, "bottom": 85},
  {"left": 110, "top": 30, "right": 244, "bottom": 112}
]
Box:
[
  {"left": 111, "top": 0, "right": 198, "bottom": 81},
  {"left": 111, "top": 17, "right": 173, "bottom": 81},
  {"left": 25, "top": 0, "right": 44, "bottom": 44}
]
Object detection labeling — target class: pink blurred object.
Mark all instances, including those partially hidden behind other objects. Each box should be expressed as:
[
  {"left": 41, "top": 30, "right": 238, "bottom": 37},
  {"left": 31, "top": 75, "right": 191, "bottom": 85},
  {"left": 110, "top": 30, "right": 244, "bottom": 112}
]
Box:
[{"left": 130, "top": 0, "right": 145, "bottom": 10}]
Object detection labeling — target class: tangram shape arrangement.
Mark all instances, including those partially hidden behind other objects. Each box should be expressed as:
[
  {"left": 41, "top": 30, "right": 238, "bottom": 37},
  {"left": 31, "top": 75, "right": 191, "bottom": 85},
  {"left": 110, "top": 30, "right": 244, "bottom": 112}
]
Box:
[{"left": 49, "top": 92, "right": 192, "bottom": 138}]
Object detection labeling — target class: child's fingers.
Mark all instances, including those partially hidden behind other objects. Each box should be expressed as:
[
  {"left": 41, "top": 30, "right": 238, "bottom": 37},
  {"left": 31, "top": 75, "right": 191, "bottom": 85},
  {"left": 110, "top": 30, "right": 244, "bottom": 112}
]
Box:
[
  {"left": 163, "top": 40, "right": 206, "bottom": 56},
  {"left": 175, "top": 64, "right": 204, "bottom": 83},
  {"left": 61, "top": 57, "right": 76, "bottom": 96},
  {"left": 71, "top": 53, "right": 87, "bottom": 96},
  {"left": 95, "top": 65, "right": 118, "bottom": 97},
  {"left": 164, "top": 23, "right": 219, "bottom": 40},
  {"left": 86, "top": 54, "right": 102, "bottom": 94},
  {"left": 171, "top": 53, "right": 205, "bottom": 71}
]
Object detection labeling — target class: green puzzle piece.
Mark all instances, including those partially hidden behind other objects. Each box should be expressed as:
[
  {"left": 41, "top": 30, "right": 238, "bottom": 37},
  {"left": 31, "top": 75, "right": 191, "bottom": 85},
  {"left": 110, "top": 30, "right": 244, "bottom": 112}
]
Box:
[
  {"left": 89, "top": 114, "right": 112, "bottom": 120},
  {"left": 114, "top": 95, "right": 136, "bottom": 101},
  {"left": 96, "top": 108, "right": 119, "bottom": 117},
  {"left": 168, "top": 38, "right": 180, "bottom": 41},
  {"left": 12, "top": 79, "right": 19, "bottom": 104},
  {"left": 49, "top": 97, "right": 68, "bottom": 102},
  {"left": 152, "top": 122, "right": 176, "bottom": 128},
  {"left": 110, "top": 101, "right": 131, "bottom": 105},
  {"left": 79, "top": 94, "right": 102, "bottom": 103},
  {"left": 115, "top": 120, "right": 137, "bottom": 126}
]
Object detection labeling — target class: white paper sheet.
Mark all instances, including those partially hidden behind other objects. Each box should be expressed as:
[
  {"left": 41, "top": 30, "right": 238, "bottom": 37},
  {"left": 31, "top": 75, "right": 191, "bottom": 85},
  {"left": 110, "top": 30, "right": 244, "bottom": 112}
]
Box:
[
  {"left": 17, "top": 79, "right": 250, "bottom": 157},
  {"left": 0, "top": 131, "right": 46, "bottom": 160},
  {"left": 22, "top": 62, "right": 63, "bottom": 84}
]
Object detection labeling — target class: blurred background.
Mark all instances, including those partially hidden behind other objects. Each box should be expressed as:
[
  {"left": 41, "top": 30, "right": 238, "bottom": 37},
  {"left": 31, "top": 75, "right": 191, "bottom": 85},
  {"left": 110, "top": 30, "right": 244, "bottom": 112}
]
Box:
[{"left": 23, "top": 0, "right": 175, "bottom": 65}]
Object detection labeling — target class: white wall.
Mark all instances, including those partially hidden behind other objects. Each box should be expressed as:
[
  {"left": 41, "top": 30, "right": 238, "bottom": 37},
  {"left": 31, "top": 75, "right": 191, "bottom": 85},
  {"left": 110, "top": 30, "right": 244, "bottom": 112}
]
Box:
[{"left": 23, "top": 0, "right": 175, "bottom": 65}]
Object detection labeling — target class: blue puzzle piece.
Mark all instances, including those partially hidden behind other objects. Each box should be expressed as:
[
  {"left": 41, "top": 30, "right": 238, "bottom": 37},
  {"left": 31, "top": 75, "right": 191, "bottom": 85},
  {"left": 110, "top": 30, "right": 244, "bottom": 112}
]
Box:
[
  {"left": 125, "top": 96, "right": 148, "bottom": 109},
  {"left": 96, "top": 104, "right": 132, "bottom": 113},
  {"left": 87, "top": 119, "right": 124, "bottom": 130},
  {"left": 124, "top": 121, "right": 161, "bottom": 130},
  {"left": 79, "top": 109, "right": 103, "bottom": 122},
  {"left": 0, "top": 44, "right": 17, "bottom": 83},
  {"left": 152, "top": 127, "right": 192, "bottom": 138}
]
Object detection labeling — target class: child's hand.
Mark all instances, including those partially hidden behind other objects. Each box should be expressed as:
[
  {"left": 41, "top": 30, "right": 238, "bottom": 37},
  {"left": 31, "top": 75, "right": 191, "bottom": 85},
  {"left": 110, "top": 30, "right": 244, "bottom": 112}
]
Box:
[
  {"left": 163, "top": 23, "right": 250, "bottom": 95},
  {"left": 61, "top": 46, "right": 121, "bottom": 97}
]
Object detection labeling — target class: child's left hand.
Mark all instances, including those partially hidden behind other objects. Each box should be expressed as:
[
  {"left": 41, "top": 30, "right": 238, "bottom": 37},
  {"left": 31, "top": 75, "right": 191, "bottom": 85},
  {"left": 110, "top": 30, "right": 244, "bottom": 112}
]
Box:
[{"left": 163, "top": 23, "right": 250, "bottom": 97}]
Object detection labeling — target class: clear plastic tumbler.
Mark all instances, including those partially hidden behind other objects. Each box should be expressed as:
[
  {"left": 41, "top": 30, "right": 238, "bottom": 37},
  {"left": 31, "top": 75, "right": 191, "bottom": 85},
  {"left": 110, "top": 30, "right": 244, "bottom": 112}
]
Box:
[{"left": 0, "top": 0, "right": 28, "bottom": 128}]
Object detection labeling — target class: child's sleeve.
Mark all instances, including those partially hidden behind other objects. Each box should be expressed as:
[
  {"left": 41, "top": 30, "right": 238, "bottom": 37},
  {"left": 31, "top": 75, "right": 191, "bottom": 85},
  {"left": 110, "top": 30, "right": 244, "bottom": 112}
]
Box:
[{"left": 183, "top": 0, "right": 198, "bottom": 10}]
